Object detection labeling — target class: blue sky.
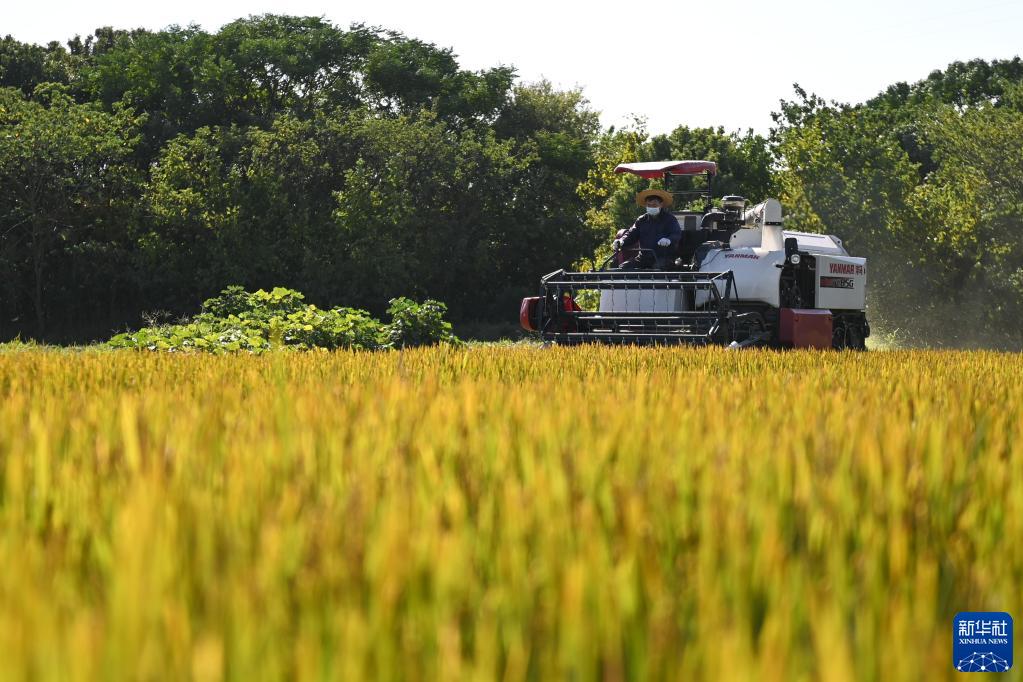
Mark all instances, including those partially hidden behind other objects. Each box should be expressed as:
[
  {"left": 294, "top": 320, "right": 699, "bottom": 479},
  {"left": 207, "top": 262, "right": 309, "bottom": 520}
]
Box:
[{"left": 7, "top": 0, "right": 1023, "bottom": 135}]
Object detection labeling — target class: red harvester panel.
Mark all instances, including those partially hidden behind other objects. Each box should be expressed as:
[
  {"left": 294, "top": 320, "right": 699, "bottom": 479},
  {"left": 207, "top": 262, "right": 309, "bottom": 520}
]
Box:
[
  {"left": 779, "top": 308, "right": 832, "bottom": 349},
  {"left": 520, "top": 297, "right": 539, "bottom": 332}
]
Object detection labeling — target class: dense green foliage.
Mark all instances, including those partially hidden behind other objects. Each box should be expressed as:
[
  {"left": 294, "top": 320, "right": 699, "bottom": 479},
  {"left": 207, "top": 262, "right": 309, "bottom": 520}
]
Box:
[
  {"left": 1, "top": 15, "right": 1021, "bottom": 348},
  {"left": 771, "top": 61, "right": 1023, "bottom": 348},
  {"left": 579, "top": 59, "right": 1023, "bottom": 348},
  {"left": 0, "top": 17, "right": 599, "bottom": 341},
  {"left": 383, "top": 297, "right": 458, "bottom": 349},
  {"left": 578, "top": 124, "right": 773, "bottom": 267},
  {"left": 107, "top": 286, "right": 457, "bottom": 353}
]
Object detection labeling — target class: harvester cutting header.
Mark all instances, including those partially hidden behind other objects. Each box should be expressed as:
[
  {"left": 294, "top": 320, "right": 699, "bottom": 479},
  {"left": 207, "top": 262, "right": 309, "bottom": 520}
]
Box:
[{"left": 520, "top": 160, "right": 870, "bottom": 349}]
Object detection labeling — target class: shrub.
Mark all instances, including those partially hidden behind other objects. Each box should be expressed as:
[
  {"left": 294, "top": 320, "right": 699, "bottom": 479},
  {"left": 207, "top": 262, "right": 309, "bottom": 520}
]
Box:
[
  {"left": 108, "top": 287, "right": 458, "bottom": 353},
  {"left": 383, "top": 297, "right": 460, "bottom": 349}
]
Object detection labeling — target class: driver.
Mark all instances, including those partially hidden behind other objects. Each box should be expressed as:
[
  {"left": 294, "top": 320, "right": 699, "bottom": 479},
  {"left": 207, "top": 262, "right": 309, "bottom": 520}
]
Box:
[{"left": 613, "top": 189, "right": 682, "bottom": 269}]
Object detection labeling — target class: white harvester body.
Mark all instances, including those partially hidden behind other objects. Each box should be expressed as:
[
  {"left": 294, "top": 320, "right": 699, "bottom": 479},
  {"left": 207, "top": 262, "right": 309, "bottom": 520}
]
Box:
[
  {"left": 524, "top": 160, "right": 871, "bottom": 348},
  {"left": 599, "top": 200, "right": 867, "bottom": 313}
]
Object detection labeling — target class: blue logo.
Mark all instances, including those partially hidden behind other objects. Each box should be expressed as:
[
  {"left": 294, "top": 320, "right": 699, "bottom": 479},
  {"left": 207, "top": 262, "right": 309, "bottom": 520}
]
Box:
[{"left": 954, "top": 612, "right": 1013, "bottom": 672}]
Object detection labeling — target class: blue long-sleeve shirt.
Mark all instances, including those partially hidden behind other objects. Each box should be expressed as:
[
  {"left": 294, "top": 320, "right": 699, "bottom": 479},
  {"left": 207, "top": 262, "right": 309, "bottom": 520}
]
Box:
[{"left": 620, "top": 210, "right": 682, "bottom": 251}]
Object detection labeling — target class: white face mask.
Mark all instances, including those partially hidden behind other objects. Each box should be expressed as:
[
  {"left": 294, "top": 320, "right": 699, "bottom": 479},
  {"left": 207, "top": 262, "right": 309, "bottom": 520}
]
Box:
[{"left": 645, "top": 206, "right": 661, "bottom": 216}]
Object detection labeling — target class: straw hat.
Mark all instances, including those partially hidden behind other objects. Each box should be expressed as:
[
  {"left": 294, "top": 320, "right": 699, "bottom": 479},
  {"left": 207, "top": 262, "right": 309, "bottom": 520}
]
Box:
[{"left": 635, "top": 189, "right": 674, "bottom": 208}]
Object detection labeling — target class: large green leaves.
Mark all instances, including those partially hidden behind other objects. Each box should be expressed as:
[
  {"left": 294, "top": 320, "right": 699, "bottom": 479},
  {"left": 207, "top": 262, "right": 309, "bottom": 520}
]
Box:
[{"left": 107, "top": 286, "right": 458, "bottom": 352}]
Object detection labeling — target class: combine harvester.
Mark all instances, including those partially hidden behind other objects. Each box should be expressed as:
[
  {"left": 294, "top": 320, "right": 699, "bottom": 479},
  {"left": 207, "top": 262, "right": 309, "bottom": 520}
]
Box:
[{"left": 520, "top": 160, "right": 870, "bottom": 349}]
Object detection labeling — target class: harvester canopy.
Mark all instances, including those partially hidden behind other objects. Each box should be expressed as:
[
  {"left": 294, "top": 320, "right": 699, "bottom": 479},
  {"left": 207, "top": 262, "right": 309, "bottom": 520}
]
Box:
[{"left": 613, "top": 160, "right": 718, "bottom": 178}]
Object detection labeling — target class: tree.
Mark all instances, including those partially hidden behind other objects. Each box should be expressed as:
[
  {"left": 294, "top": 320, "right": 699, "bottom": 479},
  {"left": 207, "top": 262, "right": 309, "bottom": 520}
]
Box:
[
  {"left": 140, "top": 124, "right": 248, "bottom": 306},
  {"left": 331, "top": 111, "right": 536, "bottom": 317},
  {"left": 771, "top": 72, "right": 1023, "bottom": 348},
  {"left": 579, "top": 122, "right": 774, "bottom": 266},
  {"left": 650, "top": 126, "right": 773, "bottom": 204},
  {"left": 363, "top": 33, "right": 515, "bottom": 126},
  {"left": 81, "top": 17, "right": 377, "bottom": 153},
  {"left": 908, "top": 104, "right": 1023, "bottom": 347},
  {"left": 575, "top": 123, "right": 647, "bottom": 264},
  {"left": 869, "top": 57, "right": 1023, "bottom": 111},
  {"left": 0, "top": 16, "right": 605, "bottom": 339},
  {"left": 771, "top": 86, "right": 929, "bottom": 339},
  {"left": 492, "top": 81, "right": 603, "bottom": 280},
  {"left": 82, "top": 26, "right": 208, "bottom": 152},
  {"left": 0, "top": 85, "right": 142, "bottom": 337},
  {"left": 0, "top": 36, "right": 73, "bottom": 94},
  {"left": 212, "top": 16, "right": 376, "bottom": 121}
]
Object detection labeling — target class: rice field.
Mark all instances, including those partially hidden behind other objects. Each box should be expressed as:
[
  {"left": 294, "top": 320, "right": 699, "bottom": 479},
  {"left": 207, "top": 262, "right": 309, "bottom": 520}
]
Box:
[{"left": 0, "top": 346, "right": 1020, "bottom": 681}]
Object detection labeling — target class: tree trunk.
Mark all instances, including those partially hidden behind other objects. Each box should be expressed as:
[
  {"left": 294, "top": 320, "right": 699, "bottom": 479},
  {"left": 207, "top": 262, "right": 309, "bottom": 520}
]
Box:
[{"left": 31, "top": 221, "right": 45, "bottom": 339}]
